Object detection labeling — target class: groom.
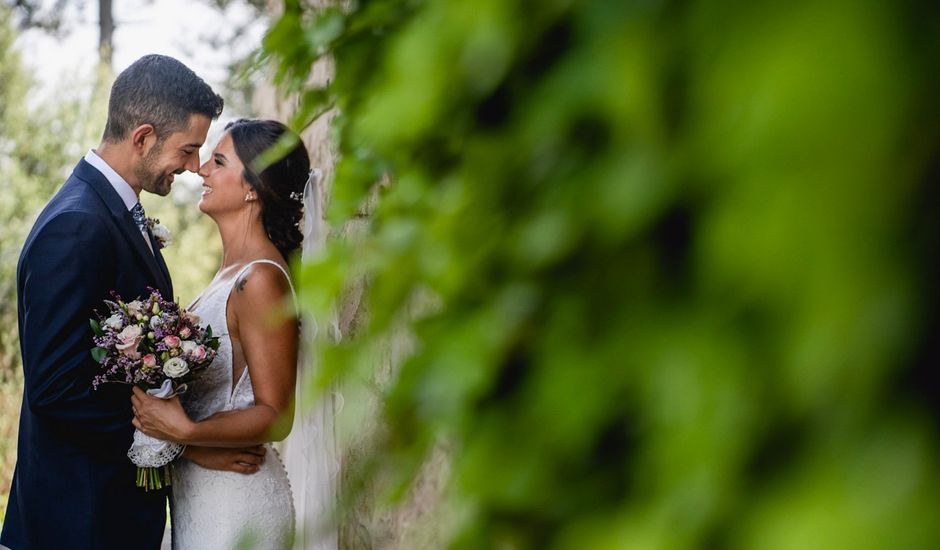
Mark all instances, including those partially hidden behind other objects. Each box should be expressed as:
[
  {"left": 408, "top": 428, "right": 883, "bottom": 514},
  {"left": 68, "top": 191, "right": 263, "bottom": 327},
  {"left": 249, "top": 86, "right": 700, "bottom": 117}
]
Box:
[{"left": 1, "top": 55, "right": 258, "bottom": 550}]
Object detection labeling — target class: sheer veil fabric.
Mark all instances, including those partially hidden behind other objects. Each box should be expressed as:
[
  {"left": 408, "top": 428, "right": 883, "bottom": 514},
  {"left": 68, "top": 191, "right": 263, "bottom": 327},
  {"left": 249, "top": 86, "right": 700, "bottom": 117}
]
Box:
[{"left": 284, "top": 168, "right": 342, "bottom": 549}]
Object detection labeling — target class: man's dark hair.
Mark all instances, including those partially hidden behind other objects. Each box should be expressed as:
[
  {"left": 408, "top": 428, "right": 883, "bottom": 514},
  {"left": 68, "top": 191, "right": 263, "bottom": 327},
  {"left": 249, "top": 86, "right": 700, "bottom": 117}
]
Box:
[{"left": 102, "top": 54, "right": 224, "bottom": 143}]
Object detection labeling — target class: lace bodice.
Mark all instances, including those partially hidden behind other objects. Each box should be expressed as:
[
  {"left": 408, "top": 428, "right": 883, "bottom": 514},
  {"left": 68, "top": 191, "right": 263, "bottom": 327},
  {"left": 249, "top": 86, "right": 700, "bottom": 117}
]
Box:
[
  {"left": 179, "top": 261, "right": 275, "bottom": 420},
  {"left": 171, "top": 259, "right": 296, "bottom": 550}
]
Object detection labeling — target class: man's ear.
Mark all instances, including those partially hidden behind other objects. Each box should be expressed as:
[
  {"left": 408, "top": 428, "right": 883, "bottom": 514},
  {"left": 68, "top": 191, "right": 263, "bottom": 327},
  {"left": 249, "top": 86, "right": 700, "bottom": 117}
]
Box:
[{"left": 130, "top": 124, "right": 157, "bottom": 154}]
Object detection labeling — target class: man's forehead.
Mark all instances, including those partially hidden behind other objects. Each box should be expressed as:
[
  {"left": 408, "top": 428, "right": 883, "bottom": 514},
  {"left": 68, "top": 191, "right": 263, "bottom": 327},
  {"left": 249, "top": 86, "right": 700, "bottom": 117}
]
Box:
[{"left": 167, "top": 114, "right": 211, "bottom": 147}]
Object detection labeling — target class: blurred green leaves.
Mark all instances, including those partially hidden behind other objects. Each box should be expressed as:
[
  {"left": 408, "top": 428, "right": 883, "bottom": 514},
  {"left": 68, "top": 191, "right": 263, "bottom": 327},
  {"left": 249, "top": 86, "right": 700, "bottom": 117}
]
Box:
[{"left": 267, "top": 0, "right": 940, "bottom": 547}]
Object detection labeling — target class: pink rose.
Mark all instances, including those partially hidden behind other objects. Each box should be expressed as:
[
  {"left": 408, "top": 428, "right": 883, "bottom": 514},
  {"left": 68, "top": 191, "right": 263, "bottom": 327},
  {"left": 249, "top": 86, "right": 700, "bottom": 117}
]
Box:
[
  {"left": 142, "top": 354, "right": 157, "bottom": 368},
  {"left": 117, "top": 324, "right": 142, "bottom": 343},
  {"left": 116, "top": 325, "right": 142, "bottom": 358},
  {"left": 181, "top": 340, "right": 196, "bottom": 355},
  {"left": 163, "top": 335, "right": 181, "bottom": 348},
  {"left": 191, "top": 345, "right": 207, "bottom": 362},
  {"left": 179, "top": 326, "right": 192, "bottom": 339}
]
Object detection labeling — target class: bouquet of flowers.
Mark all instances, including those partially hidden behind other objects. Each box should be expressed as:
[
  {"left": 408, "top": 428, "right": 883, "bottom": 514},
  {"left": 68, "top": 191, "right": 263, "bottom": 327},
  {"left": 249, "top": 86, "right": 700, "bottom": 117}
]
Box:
[{"left": 90, "top": 288, "right": 219, "bottom": 490}]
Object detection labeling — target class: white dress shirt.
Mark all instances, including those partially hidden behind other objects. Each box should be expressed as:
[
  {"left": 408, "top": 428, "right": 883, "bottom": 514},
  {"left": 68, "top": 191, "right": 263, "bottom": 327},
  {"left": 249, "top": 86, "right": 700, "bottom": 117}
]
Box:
[{"left": 84, "top": 149, "right": 153, "bottom": 254}]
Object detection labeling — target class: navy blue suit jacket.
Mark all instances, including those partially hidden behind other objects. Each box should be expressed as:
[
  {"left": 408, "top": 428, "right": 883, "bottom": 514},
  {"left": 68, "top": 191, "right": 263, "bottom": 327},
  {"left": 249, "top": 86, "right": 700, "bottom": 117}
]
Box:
[{"left": 1, "top": 159, "right": 174, "bottom": 549}]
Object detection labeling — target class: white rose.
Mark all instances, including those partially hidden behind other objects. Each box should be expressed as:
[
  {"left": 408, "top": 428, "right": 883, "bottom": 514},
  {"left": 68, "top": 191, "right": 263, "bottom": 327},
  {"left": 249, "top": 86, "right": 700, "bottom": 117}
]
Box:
[
  {"left": 180, "top": 340, "right": 197, "bottom": 355},
  {"left": 125, "top": 300, "right": 144, "bottom": 317},
  {"left": 103, "top": 313, "right": 124, "bottom": 331},
  {"left": 163, "top": 357, "right": 189, "bottom": 378},
  {"left": 151, "top": 224, "right": 173, "bottom": 248}
]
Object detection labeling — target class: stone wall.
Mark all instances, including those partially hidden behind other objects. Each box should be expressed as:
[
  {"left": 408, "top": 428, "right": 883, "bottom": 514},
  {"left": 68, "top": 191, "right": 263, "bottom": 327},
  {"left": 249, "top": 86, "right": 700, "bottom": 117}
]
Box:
[{"left": 254, "top": 33, "right": 449, "bottom": 549}]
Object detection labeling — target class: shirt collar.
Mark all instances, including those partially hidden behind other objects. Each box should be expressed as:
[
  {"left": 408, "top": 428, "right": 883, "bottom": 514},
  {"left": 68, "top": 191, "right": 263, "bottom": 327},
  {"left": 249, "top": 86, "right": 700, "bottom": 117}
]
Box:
[{"left": 84, "top": 148, "right": 139, "bottom": 211}]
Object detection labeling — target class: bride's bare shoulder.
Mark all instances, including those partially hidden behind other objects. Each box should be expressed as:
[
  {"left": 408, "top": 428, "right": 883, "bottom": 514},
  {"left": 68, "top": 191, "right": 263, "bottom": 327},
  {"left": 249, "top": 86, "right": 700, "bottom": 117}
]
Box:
[{"left": 231, "top": 260, "right": 292, "bottom": 308}]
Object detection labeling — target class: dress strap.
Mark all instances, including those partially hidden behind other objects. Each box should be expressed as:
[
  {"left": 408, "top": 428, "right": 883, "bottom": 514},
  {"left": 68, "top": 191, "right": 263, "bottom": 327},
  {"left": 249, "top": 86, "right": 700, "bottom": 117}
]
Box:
[{"left": 233, "top": 259, "right": 297, "bottom": 300}]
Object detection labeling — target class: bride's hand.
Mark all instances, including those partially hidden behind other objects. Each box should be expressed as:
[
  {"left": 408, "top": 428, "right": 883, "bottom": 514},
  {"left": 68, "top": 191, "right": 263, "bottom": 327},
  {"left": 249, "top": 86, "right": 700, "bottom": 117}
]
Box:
[
  {"left": 182, "top": 445, "right": 267, "bottom": 474},
  {"left": 131, "top": 386, "right": 195, "bottom": 443}
]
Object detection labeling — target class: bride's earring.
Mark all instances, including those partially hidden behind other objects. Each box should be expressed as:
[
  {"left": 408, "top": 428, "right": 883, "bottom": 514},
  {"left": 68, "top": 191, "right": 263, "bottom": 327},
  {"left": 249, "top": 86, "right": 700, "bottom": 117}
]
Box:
[{"left": 245, "top": 193, "right": 254, "bottom": 202}]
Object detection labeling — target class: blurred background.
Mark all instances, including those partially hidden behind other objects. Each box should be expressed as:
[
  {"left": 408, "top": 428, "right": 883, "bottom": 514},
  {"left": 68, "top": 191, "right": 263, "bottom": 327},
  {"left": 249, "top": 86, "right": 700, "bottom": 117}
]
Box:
[{"left": 2, "top": 0, "right": 940, "bottom": 548}]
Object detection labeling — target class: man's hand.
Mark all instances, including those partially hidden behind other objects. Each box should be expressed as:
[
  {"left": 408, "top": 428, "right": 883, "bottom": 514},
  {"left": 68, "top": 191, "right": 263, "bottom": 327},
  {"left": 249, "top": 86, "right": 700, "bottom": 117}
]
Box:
[{"left": 181, "top": 445, "right": 267, "bottom": 475}]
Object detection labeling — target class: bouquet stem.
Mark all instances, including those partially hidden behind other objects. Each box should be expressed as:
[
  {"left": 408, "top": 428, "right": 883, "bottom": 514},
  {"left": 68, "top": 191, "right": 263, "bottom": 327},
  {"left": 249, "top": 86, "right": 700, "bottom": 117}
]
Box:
[{"left": 136, "top": 465, "right": 173, "bottom": 491}]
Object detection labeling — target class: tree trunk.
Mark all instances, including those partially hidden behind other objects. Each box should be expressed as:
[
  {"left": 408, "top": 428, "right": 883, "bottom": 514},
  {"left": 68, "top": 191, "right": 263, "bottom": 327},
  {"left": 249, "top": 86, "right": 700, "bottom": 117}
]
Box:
[{"left": 98, "top": 0, "right": 113, "bottom": 69}]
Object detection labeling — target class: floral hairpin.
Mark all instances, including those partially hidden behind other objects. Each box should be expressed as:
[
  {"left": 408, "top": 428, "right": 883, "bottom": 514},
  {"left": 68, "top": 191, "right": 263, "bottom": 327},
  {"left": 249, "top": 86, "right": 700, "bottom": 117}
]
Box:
[
  {"left": 289, "top": 191, "right": 303, "bottom": 202},
  {"left": 145, "top": 217, "right": 173, "bottom": 249}
]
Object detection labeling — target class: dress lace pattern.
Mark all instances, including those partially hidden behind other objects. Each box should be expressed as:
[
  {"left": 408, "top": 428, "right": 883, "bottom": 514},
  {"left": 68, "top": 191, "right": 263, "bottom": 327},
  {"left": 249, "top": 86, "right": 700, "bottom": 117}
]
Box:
[{"left": 170, "top": 260, "right": 296, "bottom": 550}]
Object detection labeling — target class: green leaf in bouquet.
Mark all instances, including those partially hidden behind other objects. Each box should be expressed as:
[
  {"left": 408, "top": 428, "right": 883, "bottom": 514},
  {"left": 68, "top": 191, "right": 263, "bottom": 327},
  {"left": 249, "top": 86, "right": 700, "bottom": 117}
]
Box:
[
  {"left": 90, "top": 319, "right": 104, "bottom": 337},
  {"left": 91, "top": 347, "right": 108, "bottom": 363}
]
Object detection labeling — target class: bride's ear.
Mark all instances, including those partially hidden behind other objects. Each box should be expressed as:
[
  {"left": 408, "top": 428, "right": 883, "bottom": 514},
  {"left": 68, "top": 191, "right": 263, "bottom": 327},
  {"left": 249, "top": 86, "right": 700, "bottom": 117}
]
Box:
[{"left": 130, "top": 124, "right": 157, "bottom": 154}]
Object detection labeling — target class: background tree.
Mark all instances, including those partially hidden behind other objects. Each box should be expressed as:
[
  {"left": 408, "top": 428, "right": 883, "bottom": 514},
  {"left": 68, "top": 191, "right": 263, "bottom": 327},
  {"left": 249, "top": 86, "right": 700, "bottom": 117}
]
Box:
[
  {"left": 98, "top": 0, "right": 112, "bottom": 68},
  {"left": 0, "top": 6, "right": 223, "bottom": 519},
  {"left": 0, "top": 7, "right": 105, "bottom": 516},
  {"left": 4, "top": 0, "right": 65, "bottom": 33},
  {"left": 263, "top": 0, "right": 940, "bottom": 547},
  {"left": 4, "top": 0, "right": 112, "bottom": 68}
]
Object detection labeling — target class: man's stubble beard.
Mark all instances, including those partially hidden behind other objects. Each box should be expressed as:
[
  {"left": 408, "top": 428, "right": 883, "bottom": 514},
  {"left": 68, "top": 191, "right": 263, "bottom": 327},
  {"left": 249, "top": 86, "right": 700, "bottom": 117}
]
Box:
[{"left": 134, "top": 140, "right": 171, "bottom": 197}]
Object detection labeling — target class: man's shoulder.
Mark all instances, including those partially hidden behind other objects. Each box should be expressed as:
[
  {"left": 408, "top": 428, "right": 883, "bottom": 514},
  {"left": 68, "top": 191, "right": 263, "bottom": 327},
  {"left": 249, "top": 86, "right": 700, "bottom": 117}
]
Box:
[
  {"left": 36, "top": 196, "right": 103, "bottom": 232},
  {"left": 26, "top": 195, "right": 112, "bottom": 252},
  {"left": 35, "top": 166, "right": 114, "bottom": 224},
  {"left": 53, "top": 169, "right": 108, "bottom": 209},
  {"left": 20, "top": 161, "right": 118, "bottom": 255}
]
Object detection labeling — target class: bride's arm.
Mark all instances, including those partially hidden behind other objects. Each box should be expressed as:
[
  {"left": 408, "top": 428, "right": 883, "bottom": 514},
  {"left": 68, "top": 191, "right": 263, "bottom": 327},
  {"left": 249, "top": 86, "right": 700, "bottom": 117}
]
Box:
[
  {"left": 132, "top": 263, "right": 298, "bottom": 447},
  {"left": 182, "top": 445, "right": 267, "bottom": 474}
]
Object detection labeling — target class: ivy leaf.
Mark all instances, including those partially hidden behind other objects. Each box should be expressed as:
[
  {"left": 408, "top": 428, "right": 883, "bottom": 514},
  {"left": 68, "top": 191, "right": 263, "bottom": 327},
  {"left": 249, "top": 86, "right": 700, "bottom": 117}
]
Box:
[{"left": 90, "top": 347, "right": 108, "bottom": 363}]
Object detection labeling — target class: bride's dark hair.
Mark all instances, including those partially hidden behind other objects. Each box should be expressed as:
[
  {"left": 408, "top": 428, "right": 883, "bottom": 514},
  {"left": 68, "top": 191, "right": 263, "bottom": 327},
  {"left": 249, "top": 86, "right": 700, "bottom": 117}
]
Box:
[{"left": 225, "top": 119, "right": 310, "bottom": 259}]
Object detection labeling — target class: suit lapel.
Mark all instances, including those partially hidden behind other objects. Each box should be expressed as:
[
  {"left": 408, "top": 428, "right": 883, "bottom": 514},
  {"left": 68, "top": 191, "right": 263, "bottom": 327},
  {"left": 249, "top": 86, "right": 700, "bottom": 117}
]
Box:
[
  {"left": 75, "top": 159, "right": 173, "bottom": 295},
  {"left": 118, "top": 211, "right": 173, "bottom": 294},
  {"left": 149, "top": 232, "right": 174, "bottom": 297}
]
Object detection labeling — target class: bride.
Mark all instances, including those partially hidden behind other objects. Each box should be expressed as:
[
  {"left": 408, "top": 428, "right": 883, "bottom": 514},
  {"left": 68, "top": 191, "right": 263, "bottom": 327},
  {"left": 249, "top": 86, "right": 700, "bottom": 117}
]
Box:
[{"left": 130, "top": 118, "right": 333, "bottom": 549}]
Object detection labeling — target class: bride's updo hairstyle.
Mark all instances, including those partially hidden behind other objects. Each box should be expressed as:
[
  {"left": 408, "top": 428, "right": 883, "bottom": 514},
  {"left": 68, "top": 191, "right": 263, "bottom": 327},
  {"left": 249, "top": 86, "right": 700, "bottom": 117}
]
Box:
[{"left": 226, "top": 119, "right": 310, "bottom": 259}]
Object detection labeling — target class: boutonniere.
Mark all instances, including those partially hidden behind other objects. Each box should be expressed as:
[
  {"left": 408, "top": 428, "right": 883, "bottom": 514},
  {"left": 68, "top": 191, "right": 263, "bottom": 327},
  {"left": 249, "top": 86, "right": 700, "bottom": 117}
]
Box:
[{"left": 145, "top": 217, "right": 173, "bottom": 249}]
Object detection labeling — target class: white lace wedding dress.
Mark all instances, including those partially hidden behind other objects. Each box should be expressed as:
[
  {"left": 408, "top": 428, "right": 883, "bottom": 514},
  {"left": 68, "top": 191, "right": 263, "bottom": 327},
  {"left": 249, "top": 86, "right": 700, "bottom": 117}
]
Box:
[{"left": 170, "top": 259, "right": 295, "bottom": 550}]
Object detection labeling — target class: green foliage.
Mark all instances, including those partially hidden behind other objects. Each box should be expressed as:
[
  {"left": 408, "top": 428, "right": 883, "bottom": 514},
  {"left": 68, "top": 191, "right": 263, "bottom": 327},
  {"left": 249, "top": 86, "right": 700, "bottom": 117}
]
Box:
[
  {"left": 270, "top": 0, "right": 940, "bottom": 547},
  {"left": 0, "top": 8, "right": 96, "bottom": 381}
]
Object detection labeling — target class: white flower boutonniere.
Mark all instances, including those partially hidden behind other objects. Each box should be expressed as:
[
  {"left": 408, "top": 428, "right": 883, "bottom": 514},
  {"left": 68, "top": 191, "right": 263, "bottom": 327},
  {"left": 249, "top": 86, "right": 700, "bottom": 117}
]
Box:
[{"left": 145, "top": 217, "right": 173, "bottom": 249}]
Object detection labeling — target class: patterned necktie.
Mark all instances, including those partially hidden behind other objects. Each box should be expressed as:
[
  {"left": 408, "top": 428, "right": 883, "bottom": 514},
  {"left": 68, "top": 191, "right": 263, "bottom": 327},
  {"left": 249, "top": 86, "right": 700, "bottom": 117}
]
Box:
[{"left": 131, "top": 202, "right": 147, "bottom": 232}]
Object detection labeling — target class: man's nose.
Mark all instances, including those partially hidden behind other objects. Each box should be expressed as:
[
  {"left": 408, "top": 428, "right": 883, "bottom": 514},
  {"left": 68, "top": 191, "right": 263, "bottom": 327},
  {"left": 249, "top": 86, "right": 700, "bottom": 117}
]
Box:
[{"left": 184, "top": 150, "right": 201, "bottom": 173}]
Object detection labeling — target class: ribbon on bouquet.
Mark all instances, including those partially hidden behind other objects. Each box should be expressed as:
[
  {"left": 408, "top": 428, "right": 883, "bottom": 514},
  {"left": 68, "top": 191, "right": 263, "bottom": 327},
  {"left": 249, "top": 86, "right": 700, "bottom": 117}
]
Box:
[{"left": 127, "top": 379, "right": 186, "bottom": 491}]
